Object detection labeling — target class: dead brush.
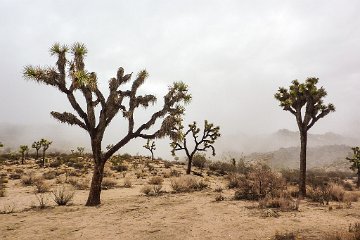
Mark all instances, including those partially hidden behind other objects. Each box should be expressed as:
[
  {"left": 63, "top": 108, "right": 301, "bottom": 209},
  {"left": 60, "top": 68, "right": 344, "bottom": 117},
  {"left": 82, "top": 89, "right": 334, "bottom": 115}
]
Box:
[
  {"left": 170, "top": 176, "right": 208, "bottom": 193},
  {"left": 67, "top": 177, "right": 89, "bottom": 190},
  {"left": 272, "top": 231, "right": 298, "bottom": 240},
  {"left": 21, "top": 171, "right": 37, "bottom": 186},
  {"left": 33, "top": 177, "right": 51, "bottom": 193},
  {"left": 0, "top": 174, "right": 7, "bottom": 197},
  {"left": 148, "top": 176, "right": 164, "bottom": 185},
  {"left": 259, "top": 195, "right": 299, "bottom": 211},
  {"left": 140, "top": 184, "right": 163, "bottom": 196},
  {"left": 123, "top": 177, "right": 132, "bottom": 188},
  {"left": 101, "top": 177, "right": 117, "bottom": 189},
  {"left": 52, "top": 185, "right": 75, "bottom": 206},
  {"left": 324, "top": 222, "right": 360, "bottom": 240}
]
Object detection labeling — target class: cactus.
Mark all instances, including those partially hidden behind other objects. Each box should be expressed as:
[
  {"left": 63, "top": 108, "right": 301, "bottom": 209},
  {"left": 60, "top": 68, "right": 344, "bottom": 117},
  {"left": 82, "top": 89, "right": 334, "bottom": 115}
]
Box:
[
  {"left": 171, "top": 120, "right": 220, "bottom": 174},
  {"left": 274, "top": 78, "right": 335, "bottom": 197}
]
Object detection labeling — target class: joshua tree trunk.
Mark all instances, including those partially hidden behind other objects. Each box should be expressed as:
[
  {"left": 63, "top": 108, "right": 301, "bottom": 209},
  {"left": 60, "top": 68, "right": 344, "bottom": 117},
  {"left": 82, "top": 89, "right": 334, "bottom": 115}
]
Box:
[
  {"left": 151, "top": 151, "right": 154, "bottom": 161},
  {"left": 42, "top": 150, "right": 45, "bottom": 167},
  {"left": 86, "top": 160, "right": 105, "bottom": 206},
  {"left": 21, "top": 153, "right": 25, "bottom": 164},
  {"left": 357, "top": 169, "right": 360, "bottom": 188},
  {"left": 36, "top": 150, "right": 39, "bottom": 160},
  {"left": 299, "top": 129, "right": 307, "bottom": 197},
  {"left": 186, "top": 154, "right": 193, "bottom": 174}
]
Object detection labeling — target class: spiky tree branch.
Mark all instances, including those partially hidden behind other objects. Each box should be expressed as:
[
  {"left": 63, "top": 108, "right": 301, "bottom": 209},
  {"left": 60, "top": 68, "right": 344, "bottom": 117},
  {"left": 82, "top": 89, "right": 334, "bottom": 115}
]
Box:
[
  {"left": 143, "top": 139, "right": 156, "bottom": 160},
  {"left": 171, "top": 120, "right": 220, "bottom": 174}
]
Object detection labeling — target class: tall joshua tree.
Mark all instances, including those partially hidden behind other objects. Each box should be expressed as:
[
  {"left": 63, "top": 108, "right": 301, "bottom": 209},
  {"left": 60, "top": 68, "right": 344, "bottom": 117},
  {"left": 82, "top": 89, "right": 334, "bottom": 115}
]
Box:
[
  {"left": 40, "top": 138, "right": 52, "bottom": 167},
  {"left": 24, "top": 42, "right": 191, "bottom": 206},
  {"left": 143, "top": 140, "right": 156, "bottom": 160},
  {"left": 274, "top": 77, "right": 335, "bottom": 197},
  {"left": 346, "top": 147, "right": 360, "bottom": 188},
  {"left": 19, "top": 145, "right": 29, "bottom": 164},
  {"left": 171, "top": 120, "right": 220, "bottom": 174},
  {"left": 32, "top": 141, "right": 42, "bottom": 160}
]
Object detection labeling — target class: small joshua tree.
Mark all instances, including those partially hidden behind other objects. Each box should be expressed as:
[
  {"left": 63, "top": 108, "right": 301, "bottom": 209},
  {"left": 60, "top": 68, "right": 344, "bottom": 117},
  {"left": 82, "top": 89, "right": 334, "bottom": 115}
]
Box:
[
  {"left": 171, "top": 120, "right": 220, "bottom": 174},
  {"left": 77, "top": 147, "right": 85, "bottom": 156},
  {"left": 143, "top": 140, "right": 156, "bottom": 160},
  {"left": 32, "top": 141, "right": 42, "bottom": 160},
  {"left": 40, "top": 139, "right": 52, "bottom": 167},
  {"left": 346, "top": 147, "right": 360, "bottom": 188},
  {"left": 274, "top": 77, "right": 335, "bottom": 197},
  {"left": 24, "top": 42, "right": 191, "bottom": 206},
  {"left": 19, "top": 145, "right": 29, "bottom": 164}
]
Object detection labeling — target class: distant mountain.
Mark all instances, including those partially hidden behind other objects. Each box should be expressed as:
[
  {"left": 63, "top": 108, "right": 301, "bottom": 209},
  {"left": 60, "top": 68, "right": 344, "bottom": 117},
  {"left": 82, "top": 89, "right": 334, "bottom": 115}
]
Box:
[
  {"left": 217, "top": 129, "right": 360, "bottom": 154},
  {"left": 245, "top": 144, "right": 353, "bottom": 171}
]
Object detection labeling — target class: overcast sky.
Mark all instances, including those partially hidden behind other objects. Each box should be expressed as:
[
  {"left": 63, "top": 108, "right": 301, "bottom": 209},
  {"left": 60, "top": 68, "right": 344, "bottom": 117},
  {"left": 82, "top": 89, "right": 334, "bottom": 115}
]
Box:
[{"left": 1, "top": 0, "right": 359, "bottom": 158}]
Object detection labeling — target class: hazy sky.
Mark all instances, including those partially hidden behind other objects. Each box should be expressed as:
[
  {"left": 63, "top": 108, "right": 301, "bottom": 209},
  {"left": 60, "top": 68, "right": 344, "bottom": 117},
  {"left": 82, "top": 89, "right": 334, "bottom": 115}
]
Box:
[{"left": 1, "top": 0, "right": 360, "bottom": 158}]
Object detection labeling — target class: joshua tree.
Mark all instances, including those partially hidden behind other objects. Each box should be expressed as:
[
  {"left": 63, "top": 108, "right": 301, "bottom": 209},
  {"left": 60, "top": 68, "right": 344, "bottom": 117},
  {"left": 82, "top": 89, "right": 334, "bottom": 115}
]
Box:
[
  {"left": 77, "top": 147, "right": 85, "bottom": 156},
  {"left": 32, "top": 141, "right": 42, "bottom": 159},
  {"left": 274, "top": 77, "right": 335, "bottom": 197},
  {"left": 24, "top": 42, "right": 191, "bottom": 206},
  {"left": 143, "top": 140, "right": 156, "bottom": 160},
  {"left": 346, "top": 147, "right": 360, "bottom": 188},
  {"left": 40, "top": 139, "right": 52, "bottom": 167},
  {"left": 171, "top": 120, "right": 220, "bottom": 174},
  {"left": 19, "top": 145, "right": 29, "bottom": 164}
]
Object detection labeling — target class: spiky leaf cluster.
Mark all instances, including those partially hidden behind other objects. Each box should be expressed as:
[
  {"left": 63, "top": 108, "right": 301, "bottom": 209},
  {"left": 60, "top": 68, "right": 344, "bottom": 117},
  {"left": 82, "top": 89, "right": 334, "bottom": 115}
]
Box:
[
  {"left": 171, "top": 120, "right": 221, "bottom": 157},
  {"left": 143, "top": 139, "right": 156, "bottom": 151},
  {"left": 19, "top": 145, "right": 29, "bottom": 154},
  {"left": 274, "top": 77, "right": 335, "bottom": 131},
  {"left": 346, "top": 147, "right": 360, "bottom": 172},
  {"left": 32, "top": 141, "right": 42, "bottom": 151},
  {"left": 24, "top": 42, "right": 191, "bottom": 162},
  {"left": 40, "top": 139, "right": 52, "bottom": 151}
]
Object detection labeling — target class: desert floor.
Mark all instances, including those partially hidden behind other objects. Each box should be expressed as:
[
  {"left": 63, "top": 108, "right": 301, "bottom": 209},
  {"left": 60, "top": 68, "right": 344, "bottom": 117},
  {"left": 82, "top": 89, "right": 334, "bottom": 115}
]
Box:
[{"left": 1, "top": 160, "right": 359, "bottom": 240}]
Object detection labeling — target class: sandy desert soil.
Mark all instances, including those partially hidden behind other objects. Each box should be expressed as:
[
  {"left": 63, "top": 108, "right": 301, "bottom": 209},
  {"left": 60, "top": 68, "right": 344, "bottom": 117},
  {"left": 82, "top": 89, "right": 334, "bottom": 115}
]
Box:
[{"left": 1, "top": 160, "right": 359, "bottom": 240}]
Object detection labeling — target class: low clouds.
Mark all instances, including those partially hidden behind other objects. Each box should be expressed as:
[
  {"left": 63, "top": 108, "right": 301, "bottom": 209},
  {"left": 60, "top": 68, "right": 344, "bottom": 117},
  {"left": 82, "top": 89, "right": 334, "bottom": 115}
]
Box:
[{"left": 1, "top": 0, "right": 359, "bottom": 157}]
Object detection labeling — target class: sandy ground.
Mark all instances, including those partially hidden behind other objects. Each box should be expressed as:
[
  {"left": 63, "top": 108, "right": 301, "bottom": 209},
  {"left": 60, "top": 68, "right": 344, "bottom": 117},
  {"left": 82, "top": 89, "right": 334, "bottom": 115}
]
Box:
[{"left": 1, "top": 162, "right": 360, "bottom": 240}]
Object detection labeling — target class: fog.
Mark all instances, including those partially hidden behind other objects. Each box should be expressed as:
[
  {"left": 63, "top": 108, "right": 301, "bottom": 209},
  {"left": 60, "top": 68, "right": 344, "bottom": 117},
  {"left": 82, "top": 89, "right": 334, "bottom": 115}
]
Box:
[{"left": 1, "top": 0, "right": 360, "bottom": 159}]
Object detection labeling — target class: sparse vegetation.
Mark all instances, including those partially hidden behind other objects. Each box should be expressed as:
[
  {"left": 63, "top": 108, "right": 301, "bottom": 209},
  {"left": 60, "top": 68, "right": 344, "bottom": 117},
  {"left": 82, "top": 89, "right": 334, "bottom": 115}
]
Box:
[
  {"left": 52, "top": 185, "right": 75, "bottom": 206},
  {"left": 143, "top": 139, "right": 156, "bottom": 160},
  {"left": 170, "top": 175, "right": 208, "bottom": 192},
  {"left": 346, "top": 147, "right": 360, "bottom": 188}
]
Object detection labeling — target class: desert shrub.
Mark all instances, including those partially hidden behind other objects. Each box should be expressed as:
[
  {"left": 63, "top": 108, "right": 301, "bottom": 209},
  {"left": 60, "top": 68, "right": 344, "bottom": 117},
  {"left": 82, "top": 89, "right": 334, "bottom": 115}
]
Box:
[
  {"left": 146, "top": 162, "right": 155, "bottom": 171},
  {"left": 324, "top": 222, "right": 360, "bottom": 240},
  {"left": 52, "top": 185, "right": 75, "bottom": 206},
  {"left": 101, "top": 177, "right": 117, "bottom": 189},
  {"left": 280, "top": 169, "right": 299, "bottom": 185},
  {"left": 209, "top": 161, "right": 236, "bottom": 175},
  {"left": 272, "top": 231, "right": 298, "bottom": 240},
  {"left": 15, "top": 169, "right": 24, "bottom": 174},
  {"left": 215, "top": 194, "right": 224, "bottom": 201},
  {"left": 259, "top": 195, "right": 299, "bottom": 211},
  {"left": 9, "top": 173, "right": 21, "bottom": 180},
  {"left": 170, "top": 169, "right": 181, "bottom": 177},
  {"left": 214, "top": 186, "right": 223, "bottom": 192},
  {"left": 140, "top": 184, "right": 162, "bottom": 196},
  {"left": 67, "top": 177, "right": 89, "bottom": 190},
  {"left": 227, "top": 173, "right": 243, "bottom": 189},
  {"left": 329, "top": 184, "right": 345, "bottom": 202},
  {"left": 123, "top": 178, "right": 132, "bottom": 188},
  {"left": 192, "top": 154, "right": 207, "bottom": 170},
  {"left": 49, "top": 159, "right": 62, "bottom": 168},
  {"left": 135, "top": 170, "right": 147, "bottom": 179},
  {"left": 21, "top": 171, "right": 37, "bottom": 186},
  {"left": 233, "top": 164, "right": 285, "bottom": 200},
  {"left": 43, "top": 171, "right": 57, "bottom": 180},
  {"left": 34, "top": 178, "right": 50, "bottom": 193},
  {"left": 111, "top": 164, "right": 128, "bottom": 172},
  {"left": 343, "top": 192, "right": 360, "bottom": 202},
  {"left": 148, "top": 176, "right": 164, "bottom": 185},
  {"left": 163, "top": 161, "right": 173, "bottom": 168},
  {"left": 342, "top": 181, "right": 354, "bottom": 191},
  {"left": 170, "top": 176, "right": 208, "bottom": 193},
  {"left": 34, "top": 193, "right": 48, "bottom": 209},
  {"left": 103, "top": 165, "right": 115, "bottom": 177}
]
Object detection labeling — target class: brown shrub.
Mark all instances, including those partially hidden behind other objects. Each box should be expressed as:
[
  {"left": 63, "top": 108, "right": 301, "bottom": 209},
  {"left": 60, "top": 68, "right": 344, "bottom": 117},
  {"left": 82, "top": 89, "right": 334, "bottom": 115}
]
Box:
[
  {"left": 123, "top": 178, "right": 132, "bottom": 188},
  {"left": 101, "top": 178, "right": 117, "bottom": 189},
  {"left": 52, "top": 185, "right": 75, "bottom": 206},
  {"left": 148, "top": 176, "right": 164, "bottom": 185},
  {"left": 34, "top": 178, "right": 51, "bottom": 193},
  {"left": 170, "top": 176, "right": 208, "bottom": 193},
  {"left": 21, "top": 171, "right": 37, "bottom": 186},
  {"left": 67, "top": 177, "right": 89, "bottom": 190}
]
